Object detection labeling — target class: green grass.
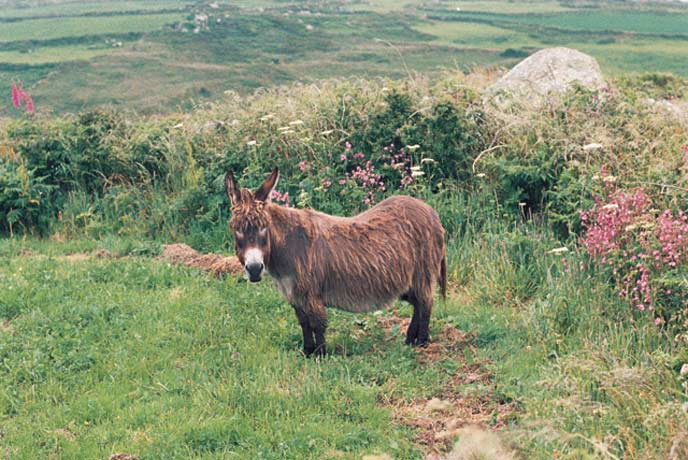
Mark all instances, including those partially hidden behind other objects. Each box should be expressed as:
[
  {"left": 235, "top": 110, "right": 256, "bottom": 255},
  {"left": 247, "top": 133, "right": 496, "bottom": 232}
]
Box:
[
  {"left": 0, "top": 240, "right": 449, "bottom": 459},
  {"left": 413, "top": 21, "right": 535, "bottom": 48},
  {"left": 0, "top": 44, "right": 114, "bottom": 64},
  {"left": 456, "top": 10, "right": 688, "bottom": 36},
  {"left": 0, "top": 1, "right": 183, "bottom": 18},
  {"left": 0, "top": 13, "right": 182, "bottom": 42},
  {"left": 2, "top": 220, "right": 686, "bottom": 459},
  {"left": 423, "top": 0, "right": 575, "bottom": 14}
]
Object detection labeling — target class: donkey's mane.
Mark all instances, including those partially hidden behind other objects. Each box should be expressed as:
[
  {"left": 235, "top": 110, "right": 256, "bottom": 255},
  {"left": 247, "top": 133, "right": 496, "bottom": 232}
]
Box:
[{"left": 230, "top": 195, "right": 269, "bottom": 231}]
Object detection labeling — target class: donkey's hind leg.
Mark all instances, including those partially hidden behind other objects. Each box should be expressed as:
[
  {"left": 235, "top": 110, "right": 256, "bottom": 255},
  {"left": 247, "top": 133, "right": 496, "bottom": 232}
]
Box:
[{"left": 402, "top": 289, "right": 433, "bottom": 347}]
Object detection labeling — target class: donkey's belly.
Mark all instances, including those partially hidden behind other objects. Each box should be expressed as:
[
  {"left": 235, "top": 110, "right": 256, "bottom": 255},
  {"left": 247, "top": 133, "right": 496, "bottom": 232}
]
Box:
[
  {"left": 270, "top": 272, "right": 402, "bottom": 312},
  {"left": 321, "top": 286, "right": 402, "bottom": 313}
]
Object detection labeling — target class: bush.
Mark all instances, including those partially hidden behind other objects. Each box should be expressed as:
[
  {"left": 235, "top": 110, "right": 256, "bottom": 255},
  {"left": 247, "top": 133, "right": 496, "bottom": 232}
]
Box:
[
  {"left": 580, "top": 180, "right": 688, "bottom": 329},
  {"left": 0, "top": 158, "right": 54, "bottom": 235},
  {"left": 0, "top": 73, "right": 685, "bottom": 249}
]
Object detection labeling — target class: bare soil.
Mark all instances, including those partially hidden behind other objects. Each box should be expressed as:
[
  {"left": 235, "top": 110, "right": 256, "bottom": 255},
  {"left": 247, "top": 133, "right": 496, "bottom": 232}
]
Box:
[
  {"left": 159, "top": 243, "right": 242, "bottom": 277},
  {"left": 376, "top": 314, "right": 517, "bottom": 459}
]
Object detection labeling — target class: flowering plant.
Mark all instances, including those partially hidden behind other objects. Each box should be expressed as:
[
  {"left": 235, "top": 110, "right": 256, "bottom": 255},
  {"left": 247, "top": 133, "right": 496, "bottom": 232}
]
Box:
[
  {"left": 11, "top": 81, "right": 34, "bottom": 113},
  {"left": 581, "top": 178, "right": 688, "bottom": 326},
  {"left": 288, "top": 142, "right": 425, "bottom": 213}
]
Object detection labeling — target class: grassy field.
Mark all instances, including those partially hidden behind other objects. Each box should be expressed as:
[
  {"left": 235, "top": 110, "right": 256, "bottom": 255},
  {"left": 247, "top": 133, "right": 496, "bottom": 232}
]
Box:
[
  {"left": 0, "top": 1, "right": 183, "bottom": 18},
  {"left": 2, "top": 223, "right": 684, "bottom": 459},
  {"left": 2, "top": 0, "right": 688, "bottom": 115},
  {"left": 0, "top": 239, "right": 469, "bottom": 459},
  {"left": 0, "top": 13, "right": 181, "bottom": 42}
]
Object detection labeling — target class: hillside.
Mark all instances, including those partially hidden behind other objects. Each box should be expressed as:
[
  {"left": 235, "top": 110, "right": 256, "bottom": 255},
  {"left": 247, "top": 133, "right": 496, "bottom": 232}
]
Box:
[{"left": 2, "top": 0, "right": 688, "bottom": 114}]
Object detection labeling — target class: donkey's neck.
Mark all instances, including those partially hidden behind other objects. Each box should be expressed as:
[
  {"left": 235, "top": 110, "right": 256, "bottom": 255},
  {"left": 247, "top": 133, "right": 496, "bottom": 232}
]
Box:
[{"left": 265, "top": 204, "right": 310, "bottom": 277}]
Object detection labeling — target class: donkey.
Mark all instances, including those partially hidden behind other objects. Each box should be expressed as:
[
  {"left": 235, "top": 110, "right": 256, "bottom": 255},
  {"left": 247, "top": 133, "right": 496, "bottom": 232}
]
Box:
[{"left": 225, "top": 167, "right": 447, "bottom": 357}]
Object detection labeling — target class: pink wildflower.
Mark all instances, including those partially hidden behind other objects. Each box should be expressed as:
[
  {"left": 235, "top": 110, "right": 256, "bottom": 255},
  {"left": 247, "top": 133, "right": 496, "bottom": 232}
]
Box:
[
  {"left": 269, "top": 190, "right": 290, "bottom": 206},
  {"left": 11, "top": 82, "right": 20, "bottom": 108}
]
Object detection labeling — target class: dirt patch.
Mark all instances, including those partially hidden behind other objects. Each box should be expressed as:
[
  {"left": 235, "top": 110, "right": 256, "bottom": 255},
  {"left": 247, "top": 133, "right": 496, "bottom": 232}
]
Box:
[
  {"left": 376, "top": 312, "right": 411, "bottom": 338},
  {"left": 0, "top": 320, "right": 14, "bottom": 334},
  {"left": 108, "top": 454, "right": 139, "bottom": 460},
  {"left": 159, "top": 243, "right": 242, "bottom": 277},
  {"left": 52, "top": 428, "right": 76, "bottom": 441},
  {"left": 377, "top": 315, "right": 517, "bottom": 459},
  {"left": 670, "top": 431, "right": 688, "bottom": 460},
  {"left": 93, "top": 249, "right": 117, "bottom": 259},
  {"left": 444, "top": 425, "right": 516, "bottom": 460},
  {"left": 376, "top": 314, "right": 473, "bottom": 364},
  {"left": 58, "top": 253, "right": 91, "bottom": 262}
]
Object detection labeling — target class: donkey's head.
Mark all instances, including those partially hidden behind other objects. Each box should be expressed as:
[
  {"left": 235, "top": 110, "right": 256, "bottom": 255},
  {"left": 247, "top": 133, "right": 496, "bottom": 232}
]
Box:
[{"left": 225, "top": 167, "right": 280, "bottom": 282}]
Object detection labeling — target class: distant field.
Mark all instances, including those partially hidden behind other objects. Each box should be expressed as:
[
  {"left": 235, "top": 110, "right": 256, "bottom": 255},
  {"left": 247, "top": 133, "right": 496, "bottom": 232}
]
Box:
[
  {"left": 423, "top": 0, "right": 575, "bottom": 14},
  {"left": 450, "top": 10, "right": 688, "bottom": 36},
  {"left": 0, "top": 1, "right": 183, "bottom": 18},
  {"left": 0, "top": 13, "right": 181, "bottom": 42},
  {"left": 413, "top": 21, "right": 533, "bottom": 48},
  {"left": 0, "top": 44, "right": 114, "bottom": 64},
  {"left": 1, "top": 0, "right": 688, "bottom": 115}
]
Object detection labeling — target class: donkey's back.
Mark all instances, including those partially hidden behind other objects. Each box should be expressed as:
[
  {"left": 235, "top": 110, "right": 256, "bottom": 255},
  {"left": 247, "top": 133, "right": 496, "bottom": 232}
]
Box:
[{"left": 309, "top": 195, "right": 446, "bottom": 314}]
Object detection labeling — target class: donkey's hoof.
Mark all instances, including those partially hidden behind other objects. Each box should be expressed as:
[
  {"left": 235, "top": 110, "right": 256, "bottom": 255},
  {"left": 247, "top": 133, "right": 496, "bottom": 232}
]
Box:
[
  {"left": 414, "top": 339, "right": 430, "bottom": 348},
  {"left": 311, "top": 345, "right": 326, "bottom": 359},
  {"left": 406, "top": 336, "right": 429, "bottom": 348},
  {"left": 302, "top": 344, "right": 315, "bottom": 357}
]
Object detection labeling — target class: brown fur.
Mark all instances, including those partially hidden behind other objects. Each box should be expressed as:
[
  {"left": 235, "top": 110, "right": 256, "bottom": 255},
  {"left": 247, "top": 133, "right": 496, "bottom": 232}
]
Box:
[{"left": 226, "top": 168, "right": 447, "bottom": 357}]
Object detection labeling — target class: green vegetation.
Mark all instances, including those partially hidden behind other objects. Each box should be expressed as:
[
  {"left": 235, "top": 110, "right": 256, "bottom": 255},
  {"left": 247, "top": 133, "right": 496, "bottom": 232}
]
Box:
[
  {"left": 0, "top": 13, "right": 181, "bottom": 42},
  {"left": 0, "top": 1, "right": 183, "bottom": 18},
  {"left": 2, "top": 0, "right": 688, "bottom": 114},
  {"left": 1, "top": 68, "right": 688, "bottom": 458},
  {"left": 0, "top": 44, "right": 114, "bottom": 65},
  {"left": 0, "top": 242, "right": 427, "bottom": 459},
  {"left": 1, "top": 1, "right": 688, "bottom": 458},
  {"left": 461, "top": 11, "right": 688, "bottom": 36}
]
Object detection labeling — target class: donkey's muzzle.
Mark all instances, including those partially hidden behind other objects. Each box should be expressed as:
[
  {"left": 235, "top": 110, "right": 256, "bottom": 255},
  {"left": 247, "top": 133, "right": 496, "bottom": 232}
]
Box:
[{"left": 245, "top": 262, "right": 264, "bottom": 282}]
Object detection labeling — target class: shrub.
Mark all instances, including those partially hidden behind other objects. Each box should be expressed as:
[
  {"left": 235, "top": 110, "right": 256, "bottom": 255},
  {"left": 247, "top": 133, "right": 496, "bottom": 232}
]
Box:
[
  {"left": 580, "top": 179, "right": 688, "bottom": 328},
  {"left": 0, "top": 158, "right": 54, "bottom": 235},
  {"left": 0, "top": 73, "right": 685, "bottom": 248}
]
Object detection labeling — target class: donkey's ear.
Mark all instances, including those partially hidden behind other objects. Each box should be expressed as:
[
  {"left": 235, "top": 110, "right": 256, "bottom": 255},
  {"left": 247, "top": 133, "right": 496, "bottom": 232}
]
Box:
[
  {"left": 254, "top": 167, "right": 280, "bottom": 202},
  {"left": 224, "top": 171, "right": 241, "bottom": 205}
]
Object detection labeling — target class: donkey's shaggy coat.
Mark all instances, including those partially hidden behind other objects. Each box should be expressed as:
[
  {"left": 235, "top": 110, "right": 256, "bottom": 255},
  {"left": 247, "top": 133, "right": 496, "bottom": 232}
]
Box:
[{"left": 226, "top": 168, "right": 447, "bottom": 356}]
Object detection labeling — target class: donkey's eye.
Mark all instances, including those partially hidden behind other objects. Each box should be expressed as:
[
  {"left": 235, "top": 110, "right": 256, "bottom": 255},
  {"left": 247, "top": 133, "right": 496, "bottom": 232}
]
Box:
[
  {"left": 259, "top": 228, "right": 267, "bottom": 237},
  {"left": 236, "top": 231, "right": 244, "bottom": 239}
]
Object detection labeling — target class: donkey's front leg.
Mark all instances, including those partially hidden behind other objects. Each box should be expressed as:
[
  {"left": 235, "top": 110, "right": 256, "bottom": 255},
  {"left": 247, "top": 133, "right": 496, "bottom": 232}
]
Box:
[
  {"left": 293, "top": 306, "right": 316, "bottom": 356},
  {"left": 307, "top": 301, "right": 328, "bottom": 358}
]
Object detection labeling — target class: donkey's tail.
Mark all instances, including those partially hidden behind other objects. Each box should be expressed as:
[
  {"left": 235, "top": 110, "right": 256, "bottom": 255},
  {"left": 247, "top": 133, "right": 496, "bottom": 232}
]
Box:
[{"left": 440, "top": 251, "right": 447, "bottom": 301}]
